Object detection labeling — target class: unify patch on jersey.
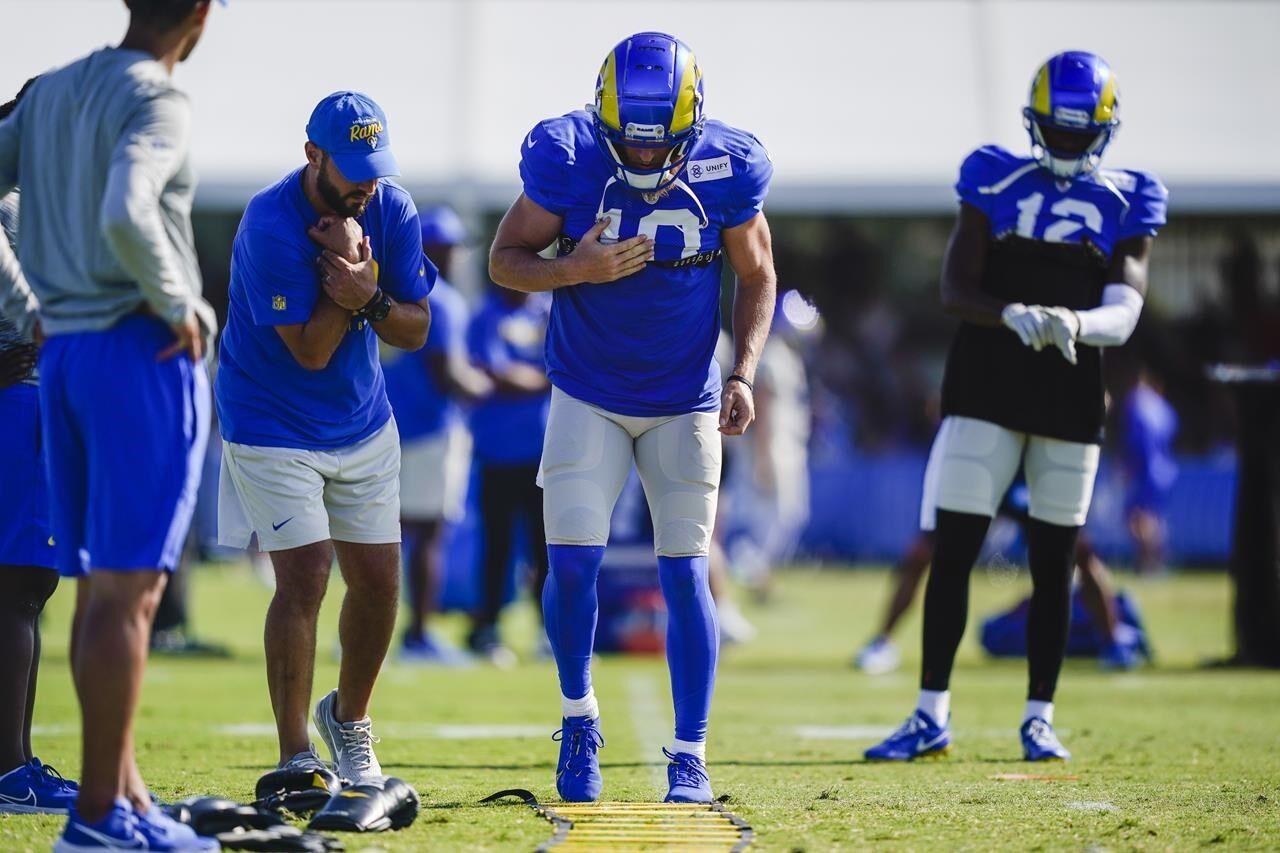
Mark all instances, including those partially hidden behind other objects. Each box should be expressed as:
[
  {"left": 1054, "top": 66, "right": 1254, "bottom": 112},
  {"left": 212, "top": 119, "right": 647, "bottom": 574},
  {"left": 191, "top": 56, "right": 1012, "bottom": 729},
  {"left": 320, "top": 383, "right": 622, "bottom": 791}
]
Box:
[{"left": 687, "top": 155, "right": 732, "bottom": 183}]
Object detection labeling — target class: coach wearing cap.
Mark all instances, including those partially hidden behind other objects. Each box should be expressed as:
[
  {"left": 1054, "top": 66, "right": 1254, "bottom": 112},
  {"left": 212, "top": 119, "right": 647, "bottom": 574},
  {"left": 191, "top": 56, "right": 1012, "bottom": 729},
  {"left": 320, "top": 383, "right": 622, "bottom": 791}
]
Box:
[{"left": 215, "top": 91, "right": 433, "bottom": 785}]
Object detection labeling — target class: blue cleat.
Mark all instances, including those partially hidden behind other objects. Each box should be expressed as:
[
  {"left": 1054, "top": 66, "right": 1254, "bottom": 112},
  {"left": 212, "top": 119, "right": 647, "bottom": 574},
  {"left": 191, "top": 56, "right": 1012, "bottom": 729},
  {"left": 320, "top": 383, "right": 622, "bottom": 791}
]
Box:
[
  {"left": 1021, "top": 716, "right": 1071, "bottom": 761},
  {"left": 663, "top": 749, "right": 713, "bottom": 803},
  {"left": 864, "top": 710, "right": 951, "bottom": 761},
  {"left": 0, "top": 758, "right": 78, "bottom": 814},
  {"left": 553, "top": 716, "right": 605, "bottom": 802},
  {"left": 55, "top": 799, "right": 147, "bottom": 852}
]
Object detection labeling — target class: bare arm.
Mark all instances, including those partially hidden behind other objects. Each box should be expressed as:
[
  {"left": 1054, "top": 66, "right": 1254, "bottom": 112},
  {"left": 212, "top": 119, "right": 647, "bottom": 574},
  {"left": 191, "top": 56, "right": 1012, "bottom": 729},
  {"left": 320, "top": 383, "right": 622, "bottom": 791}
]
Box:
[
  {"left": 939, "top": 202, "right": 1003, "bottom": 326},
  {"left": 489, "top": 193, "right": 652, "bottom": 293},
  {"left": 426, "top": 349, "right": 493, "bottom": 403},
  {"left": 372, "top": 296, "right": 430, "bottom": 351},
  {"left": 1106, "top": 236, "right": 1153, "bottom": 297},
  {"left": 274, "top": 293, "right": 352, "bottom": 371},
  {"left": 316, "top": 236, "right": 431, "bottom": 352},
  {"left": 484, "top": 360, "right": 551, "bottom": 396},
  {"left": 719, "top": 211, "right": 777, "bottom": 435}
]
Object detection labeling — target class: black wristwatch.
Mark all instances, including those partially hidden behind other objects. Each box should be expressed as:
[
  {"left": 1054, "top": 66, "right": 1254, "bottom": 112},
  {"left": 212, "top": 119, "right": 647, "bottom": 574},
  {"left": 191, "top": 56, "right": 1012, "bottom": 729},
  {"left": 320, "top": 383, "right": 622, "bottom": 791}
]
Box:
[{"left": 356, "top": 288, "right": 392, "bottom": 323}]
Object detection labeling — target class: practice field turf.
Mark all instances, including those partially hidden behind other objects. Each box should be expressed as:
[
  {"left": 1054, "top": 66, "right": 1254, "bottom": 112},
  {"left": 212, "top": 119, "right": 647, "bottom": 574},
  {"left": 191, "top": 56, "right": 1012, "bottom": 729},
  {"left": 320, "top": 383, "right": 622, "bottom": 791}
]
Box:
[{"left": 2, "top": 564, "right": 1277, "bottom": 851}]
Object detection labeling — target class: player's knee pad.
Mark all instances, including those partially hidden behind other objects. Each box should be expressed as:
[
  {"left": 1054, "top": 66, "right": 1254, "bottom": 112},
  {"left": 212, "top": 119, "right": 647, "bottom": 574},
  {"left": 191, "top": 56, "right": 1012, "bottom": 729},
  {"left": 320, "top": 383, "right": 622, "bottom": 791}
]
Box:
[
  {"left": 636, "top": 412, "right": 720, "bottom": 557},
  {"left": 1024, "top": 437, "right": 1100, "bottom": 527},
  {"left": 539, "top": 391, "right": 632, "bottom": 547},
  {"left": 933, "top": 417, "right": 1024, "bottom": 518}
]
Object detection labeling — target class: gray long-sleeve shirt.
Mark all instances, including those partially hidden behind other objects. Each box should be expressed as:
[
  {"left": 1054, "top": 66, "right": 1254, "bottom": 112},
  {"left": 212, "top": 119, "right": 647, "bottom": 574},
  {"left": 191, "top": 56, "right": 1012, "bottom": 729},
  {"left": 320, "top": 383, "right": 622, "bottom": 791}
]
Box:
[{"left": 0, "top": 48, "right": 215, "bottom": 339}]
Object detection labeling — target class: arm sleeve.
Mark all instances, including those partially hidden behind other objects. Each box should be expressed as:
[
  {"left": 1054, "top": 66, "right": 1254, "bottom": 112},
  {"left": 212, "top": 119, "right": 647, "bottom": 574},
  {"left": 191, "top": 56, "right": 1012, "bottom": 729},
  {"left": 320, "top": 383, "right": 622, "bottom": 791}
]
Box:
[
  {"left": 0, "top": 193, "right": 38, "bottom": 339},
  {"left": 100, "top": 90, "right": 195, "bottom": 326},
  {"left": 235, "top": 226, "right": 321, "bottom": 326},
  {"left": 1075, "top": 283, "right": 1144, "bottom": 347},
  {"left": 723, "top": 134, "right": 773, "bottom": 228},
  {"left": 518, "top": 121, "right": 576, "bottom": 216},
  {"left": 1117, "top": 171, "right": 1169, "bottom": 241},
  {"left": 378, "top": 190, "right": 435, "bottom": 304}
]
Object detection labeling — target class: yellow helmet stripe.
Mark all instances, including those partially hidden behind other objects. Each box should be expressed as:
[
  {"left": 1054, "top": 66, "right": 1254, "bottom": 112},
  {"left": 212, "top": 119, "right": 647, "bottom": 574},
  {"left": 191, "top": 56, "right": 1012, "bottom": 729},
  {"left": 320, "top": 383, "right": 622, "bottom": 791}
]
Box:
[
  {"left": 1093, "top": 70, "right": 1118, "bottom": 123},
  {"left": 669, "top": 54, "right": 700, "bottom": 134},
  {"left": 1031, "top": 63, "right": 1051, "bottom": 116},
  {"left": 598, "top": 50, "right": 621, "bottom": 131}
]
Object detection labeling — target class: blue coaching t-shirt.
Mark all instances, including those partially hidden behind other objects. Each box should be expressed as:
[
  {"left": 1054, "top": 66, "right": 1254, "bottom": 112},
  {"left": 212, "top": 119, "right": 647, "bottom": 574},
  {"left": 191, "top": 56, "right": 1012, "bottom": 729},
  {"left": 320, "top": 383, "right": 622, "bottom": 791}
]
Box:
[
  {"left": 519, "top": 111, "right": 772, "bottom": 417},
  {"left": 382, "top": 277, "right": 468, "bottom": 443},
  {"left": 467, "top": 292, "right": 551, "bottom": 465},
  {"left": 216, "top": 168, "right": 435, "bottom": 450},
  {"left": 955, "top": 145, "right": 1168, "bottom": 258}
]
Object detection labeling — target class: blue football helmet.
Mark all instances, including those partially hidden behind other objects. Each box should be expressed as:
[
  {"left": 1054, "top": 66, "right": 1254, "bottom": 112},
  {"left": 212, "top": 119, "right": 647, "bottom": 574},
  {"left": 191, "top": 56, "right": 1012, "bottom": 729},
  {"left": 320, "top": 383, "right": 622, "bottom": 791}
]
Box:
[
  {"left": 588, "top": 32, "right": 705, "bottom": 193},
  {"left": 1023, "top": 51, "right": 1120, "bottom": 180}
]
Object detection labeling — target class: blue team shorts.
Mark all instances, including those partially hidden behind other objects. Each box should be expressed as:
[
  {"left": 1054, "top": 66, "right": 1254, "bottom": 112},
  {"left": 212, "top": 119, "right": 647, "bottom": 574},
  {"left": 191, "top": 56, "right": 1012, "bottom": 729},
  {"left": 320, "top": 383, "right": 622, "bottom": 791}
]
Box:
[
  {"left": 0, "top": 382, "right": 55, "bottom": 569},
  {"left": 38, "top": 314, "right": 210, "bottom": 577}
]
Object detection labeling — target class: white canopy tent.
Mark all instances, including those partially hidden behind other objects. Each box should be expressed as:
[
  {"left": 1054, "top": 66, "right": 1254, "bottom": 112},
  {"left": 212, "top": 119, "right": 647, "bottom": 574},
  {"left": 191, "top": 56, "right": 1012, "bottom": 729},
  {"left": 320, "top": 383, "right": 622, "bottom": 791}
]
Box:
[{"left": 3, "top": 0, "right": 1279, "bottom": 212}]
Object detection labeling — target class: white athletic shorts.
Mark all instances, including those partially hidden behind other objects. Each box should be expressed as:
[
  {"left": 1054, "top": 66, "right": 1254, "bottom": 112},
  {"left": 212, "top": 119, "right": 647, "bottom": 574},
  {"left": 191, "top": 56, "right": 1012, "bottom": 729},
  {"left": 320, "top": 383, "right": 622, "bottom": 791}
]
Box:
[
  {"left": 218, "top": 418, "right": 402, "bottom": 552},
  {"left": 920, "top": 416, "right": 1100, "bottom": 530},
  {"left": 399, "top": 423, "right": 471, "bottom": 522},
  {"left": 538, "top": 387, "right": 721, "bottom": 557}
]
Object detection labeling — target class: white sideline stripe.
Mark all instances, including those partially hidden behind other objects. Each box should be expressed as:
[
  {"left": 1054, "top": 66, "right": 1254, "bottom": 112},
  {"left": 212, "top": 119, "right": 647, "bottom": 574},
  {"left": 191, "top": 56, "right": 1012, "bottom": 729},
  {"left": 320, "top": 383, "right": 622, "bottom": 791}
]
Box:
[
  {"left": 30, "top": 725, "right": 76, "bottom": 736},
  {"left": 213, "top": 723, "right": 545, "bottom": 739},
  {"left": 795, "top": 725, "right": 1073, "bottom": 740},
  {"left": 1066, "top": 801, "right": 1116, "bottom": 812},
  {"left": 625, "top": 674, "right": 669, "bottom": 787},
  {"left": 796, "top": 725, "right": 890, "bottom": 740}
]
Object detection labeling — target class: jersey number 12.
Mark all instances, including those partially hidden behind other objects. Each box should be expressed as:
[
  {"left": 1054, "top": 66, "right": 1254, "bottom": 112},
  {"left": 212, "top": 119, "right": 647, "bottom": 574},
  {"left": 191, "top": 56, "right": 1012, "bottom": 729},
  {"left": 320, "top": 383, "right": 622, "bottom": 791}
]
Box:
[{"left": 1015, "top": 192, "right": 1102, "bottom": 242}]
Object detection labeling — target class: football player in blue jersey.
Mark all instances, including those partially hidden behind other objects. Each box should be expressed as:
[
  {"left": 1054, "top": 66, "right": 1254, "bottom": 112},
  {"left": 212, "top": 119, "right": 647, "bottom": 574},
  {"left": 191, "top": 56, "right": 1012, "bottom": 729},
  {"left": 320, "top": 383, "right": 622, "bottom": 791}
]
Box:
[
  {"left": 865, "top": 51, "right": 1167, "bottom": 763},
  {"left": 489, "top": 32, "right": 776, "bottom": 802}
]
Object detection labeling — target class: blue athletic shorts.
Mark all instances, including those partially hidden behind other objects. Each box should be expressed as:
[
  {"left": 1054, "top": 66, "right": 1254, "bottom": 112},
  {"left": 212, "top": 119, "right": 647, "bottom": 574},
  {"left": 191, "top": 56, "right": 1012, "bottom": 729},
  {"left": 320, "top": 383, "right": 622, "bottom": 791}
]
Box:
[
  {"left": 0, "top": 383, "right": 55, "bottom": 569},
  {"left": 38, "top": 314, "right": 210, "bottom": 577}
]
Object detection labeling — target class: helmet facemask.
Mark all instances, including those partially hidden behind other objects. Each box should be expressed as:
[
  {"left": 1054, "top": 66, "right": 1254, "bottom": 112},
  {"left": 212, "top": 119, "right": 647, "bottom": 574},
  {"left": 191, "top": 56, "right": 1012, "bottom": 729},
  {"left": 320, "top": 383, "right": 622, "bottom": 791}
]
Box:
[
  {"left": 1025, "top": 109, "right": 1116, "bottom": 180},
  {"left": 589, "top": 109, "right": 700, "bottom": 193}
]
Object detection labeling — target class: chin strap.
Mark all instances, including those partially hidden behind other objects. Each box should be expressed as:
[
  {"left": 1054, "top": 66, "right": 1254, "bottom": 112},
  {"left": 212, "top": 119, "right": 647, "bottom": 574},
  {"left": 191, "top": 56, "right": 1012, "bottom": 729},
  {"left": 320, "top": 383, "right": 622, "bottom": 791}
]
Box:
[{"left": 1075, "top": 283, "right": 1144, "bottom": 347}]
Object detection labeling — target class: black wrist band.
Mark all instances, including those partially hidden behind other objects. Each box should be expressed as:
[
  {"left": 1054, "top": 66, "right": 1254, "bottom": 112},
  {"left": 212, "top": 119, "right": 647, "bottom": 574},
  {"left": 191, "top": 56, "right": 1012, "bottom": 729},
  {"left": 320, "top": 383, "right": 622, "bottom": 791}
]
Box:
[
  {"left": 356, "top": 288, "right": 384, "bottom": 317},
  {"left": 726, "top": 373, "right": 754, "bottom": 393}
]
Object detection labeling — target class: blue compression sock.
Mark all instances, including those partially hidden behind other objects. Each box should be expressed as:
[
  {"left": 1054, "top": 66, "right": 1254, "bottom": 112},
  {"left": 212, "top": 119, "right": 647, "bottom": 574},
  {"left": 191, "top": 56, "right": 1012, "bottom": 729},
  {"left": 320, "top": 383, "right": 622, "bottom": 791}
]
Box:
[
  {"left": 658, "top": 555, "right": 719, "bottom": 744},
  {"left": 544, "top": 544, "right": 606, "bottom": 701}
]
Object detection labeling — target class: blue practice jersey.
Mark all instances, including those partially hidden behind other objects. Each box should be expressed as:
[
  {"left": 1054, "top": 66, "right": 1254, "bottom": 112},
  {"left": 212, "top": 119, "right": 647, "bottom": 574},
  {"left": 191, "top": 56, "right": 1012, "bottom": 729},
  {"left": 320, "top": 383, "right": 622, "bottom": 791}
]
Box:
[
  {"left": 216, "top": 168, "right": 435, "bottom": 450},
  {"left": 957, "top": 145, "right": 1167, "bottom": 260},
  {"left": 941, "top": 146, "right": 1168, "bottom": 444},
  {"left": 519, "top": 111, "right": 772, "bottom": 417},
  {"left": 382, "top": 277, "right": 468, "bottom": 443}
]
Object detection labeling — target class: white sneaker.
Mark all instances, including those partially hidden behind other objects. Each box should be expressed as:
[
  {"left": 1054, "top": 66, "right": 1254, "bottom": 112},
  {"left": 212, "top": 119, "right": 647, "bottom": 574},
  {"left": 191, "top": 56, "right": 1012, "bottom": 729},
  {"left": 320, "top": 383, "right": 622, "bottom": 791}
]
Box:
[
  {"left": 717, "top": 600, "right": 758, "bottom": 645},
  {"left": 313, "top": 689, "right": 383, "bottom": 783},
  {"left": 280, "top": 744, "right": 327, "bottom": 771},
  {"left": 854, "top": 637, "right": 900, "bottom": 675}
]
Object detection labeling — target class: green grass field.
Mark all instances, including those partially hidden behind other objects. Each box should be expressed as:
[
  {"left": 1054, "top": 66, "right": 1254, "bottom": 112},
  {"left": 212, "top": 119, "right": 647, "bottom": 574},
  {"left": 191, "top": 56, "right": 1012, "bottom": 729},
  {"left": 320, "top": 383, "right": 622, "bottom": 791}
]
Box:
[{"left": 2, "top": 564, "right": 1278, "bottom": 851}]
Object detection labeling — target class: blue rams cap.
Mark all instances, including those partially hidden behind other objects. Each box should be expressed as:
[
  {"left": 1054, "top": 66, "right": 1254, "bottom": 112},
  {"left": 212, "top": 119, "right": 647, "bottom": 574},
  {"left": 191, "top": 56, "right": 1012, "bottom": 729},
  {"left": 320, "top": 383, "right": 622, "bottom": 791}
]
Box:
[
  {"left": 306, "top": 91, "right": 399, "bottom": 183},
  {"left": 419, "top": 206, "right": 467, "bottom": 246}
]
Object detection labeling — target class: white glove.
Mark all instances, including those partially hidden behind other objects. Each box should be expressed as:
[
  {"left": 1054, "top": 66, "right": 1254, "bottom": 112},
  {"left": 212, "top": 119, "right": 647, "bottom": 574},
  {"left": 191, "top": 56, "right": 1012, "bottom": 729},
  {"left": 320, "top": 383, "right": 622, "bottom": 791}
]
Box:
[
  {"left": 1040, "top": 306, "right": 1081, "bottom": 365},
  {"left": 1000, "top": 302, "right": 1051, "bottom": 351}
]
